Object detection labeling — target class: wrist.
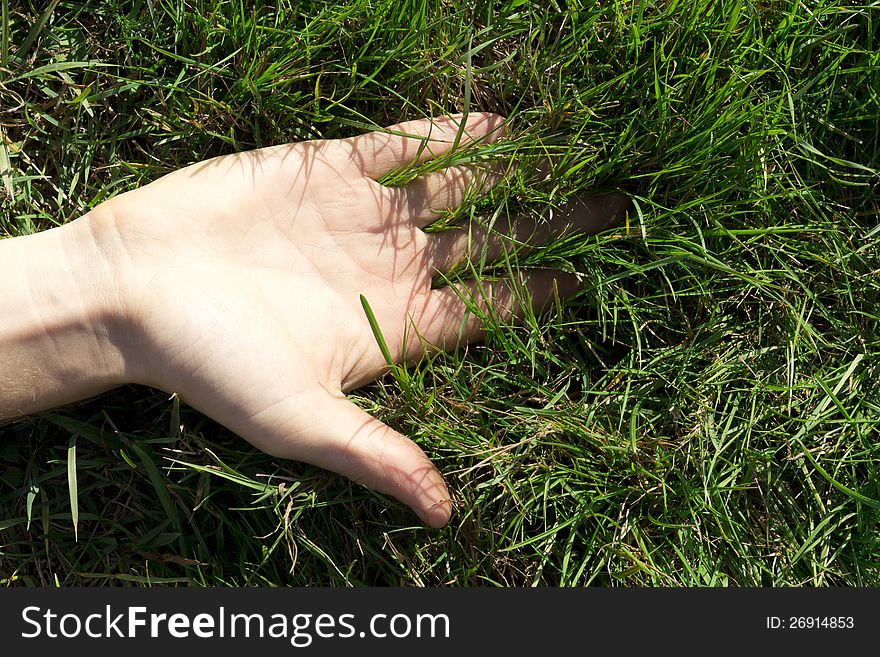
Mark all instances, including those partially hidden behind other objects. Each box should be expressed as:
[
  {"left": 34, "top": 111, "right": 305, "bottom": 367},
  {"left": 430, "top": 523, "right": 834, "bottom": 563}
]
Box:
[
  {"left": 0, "top": 206, "right": 135, "bottom": 420},
  {"left": 66, "top": 201, "right": 140, "bottom": 386}
]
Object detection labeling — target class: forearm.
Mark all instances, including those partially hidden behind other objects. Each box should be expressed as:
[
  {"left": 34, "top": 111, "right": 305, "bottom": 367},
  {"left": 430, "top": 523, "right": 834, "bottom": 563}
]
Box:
[{"left": 0, "top": 210, "right": 130, "bottom": 422}]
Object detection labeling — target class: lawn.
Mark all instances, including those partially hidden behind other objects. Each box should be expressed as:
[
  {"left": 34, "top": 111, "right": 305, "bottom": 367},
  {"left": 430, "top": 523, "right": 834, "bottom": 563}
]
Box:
[{"left": 1, "top": 0, "right": 879, "bottom": 586}]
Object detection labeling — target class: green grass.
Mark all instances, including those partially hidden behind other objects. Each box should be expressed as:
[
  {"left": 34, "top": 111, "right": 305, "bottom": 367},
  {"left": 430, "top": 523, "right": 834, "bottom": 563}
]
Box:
[{"left": 1, "top": 0, "right": 879, "bottom": 586}]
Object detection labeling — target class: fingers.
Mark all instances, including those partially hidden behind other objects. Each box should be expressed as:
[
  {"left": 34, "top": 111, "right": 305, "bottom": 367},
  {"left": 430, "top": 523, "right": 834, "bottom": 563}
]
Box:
[
  {"left": 427, "top": 193, "right": 633, "bottom": 273},
  {"left": 340, "top": 113, "right": 506, "bottom": 180},
  {"left": 237, "top": 391, "right": 452, "bottom": 528},
  {"left": 413, "top": 269, "right": 580, "bottom": 350},
  {"left": 382, "top": 162, "right": 506, "bottom": 227}
]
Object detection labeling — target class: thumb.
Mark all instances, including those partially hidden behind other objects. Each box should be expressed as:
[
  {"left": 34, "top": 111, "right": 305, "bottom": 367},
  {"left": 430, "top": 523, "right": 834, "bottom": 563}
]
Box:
[{"left": 241, "top": 391, "right": 452, "bottom": 528}]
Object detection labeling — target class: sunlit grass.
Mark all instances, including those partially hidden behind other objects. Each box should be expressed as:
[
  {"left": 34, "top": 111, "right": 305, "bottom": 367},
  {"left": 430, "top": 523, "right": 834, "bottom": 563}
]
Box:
[{"left": 1, "top": 0, "right": 879, "bottom": 586}]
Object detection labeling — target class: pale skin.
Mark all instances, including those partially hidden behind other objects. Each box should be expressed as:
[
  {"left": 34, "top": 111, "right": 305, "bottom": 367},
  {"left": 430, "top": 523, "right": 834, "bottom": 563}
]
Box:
[{"left": 0, "top": 113, "right": 629, "bottom": 527}]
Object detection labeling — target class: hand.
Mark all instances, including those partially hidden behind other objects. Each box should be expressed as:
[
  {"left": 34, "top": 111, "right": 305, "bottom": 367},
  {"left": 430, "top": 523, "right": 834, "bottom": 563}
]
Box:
[{"left": 80, "top": 113, "right": 627, "bottom": 527}]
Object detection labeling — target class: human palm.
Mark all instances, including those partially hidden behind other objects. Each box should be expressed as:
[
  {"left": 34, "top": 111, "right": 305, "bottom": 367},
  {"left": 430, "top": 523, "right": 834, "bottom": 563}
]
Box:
[{"left": 97, "top": 113, "right": 624, "bottom": 526}]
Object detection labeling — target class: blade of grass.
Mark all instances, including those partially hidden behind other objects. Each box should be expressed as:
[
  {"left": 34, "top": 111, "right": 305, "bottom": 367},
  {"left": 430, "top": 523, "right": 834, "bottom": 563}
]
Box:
[
  {"left": 1, "top": 0, "right": 8, "bottom": 70},
  {"left": 15, "top": 0, "right": 60, "bottom": 64},
  {"left": 67, "top": 437, "right": 78, "bottom": 541},
  {"left": 25, "top": 484, "right": 38, "bottom": 532},
  {"left": 360, "top": 293, "right": 394, "bottom": 367}
]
